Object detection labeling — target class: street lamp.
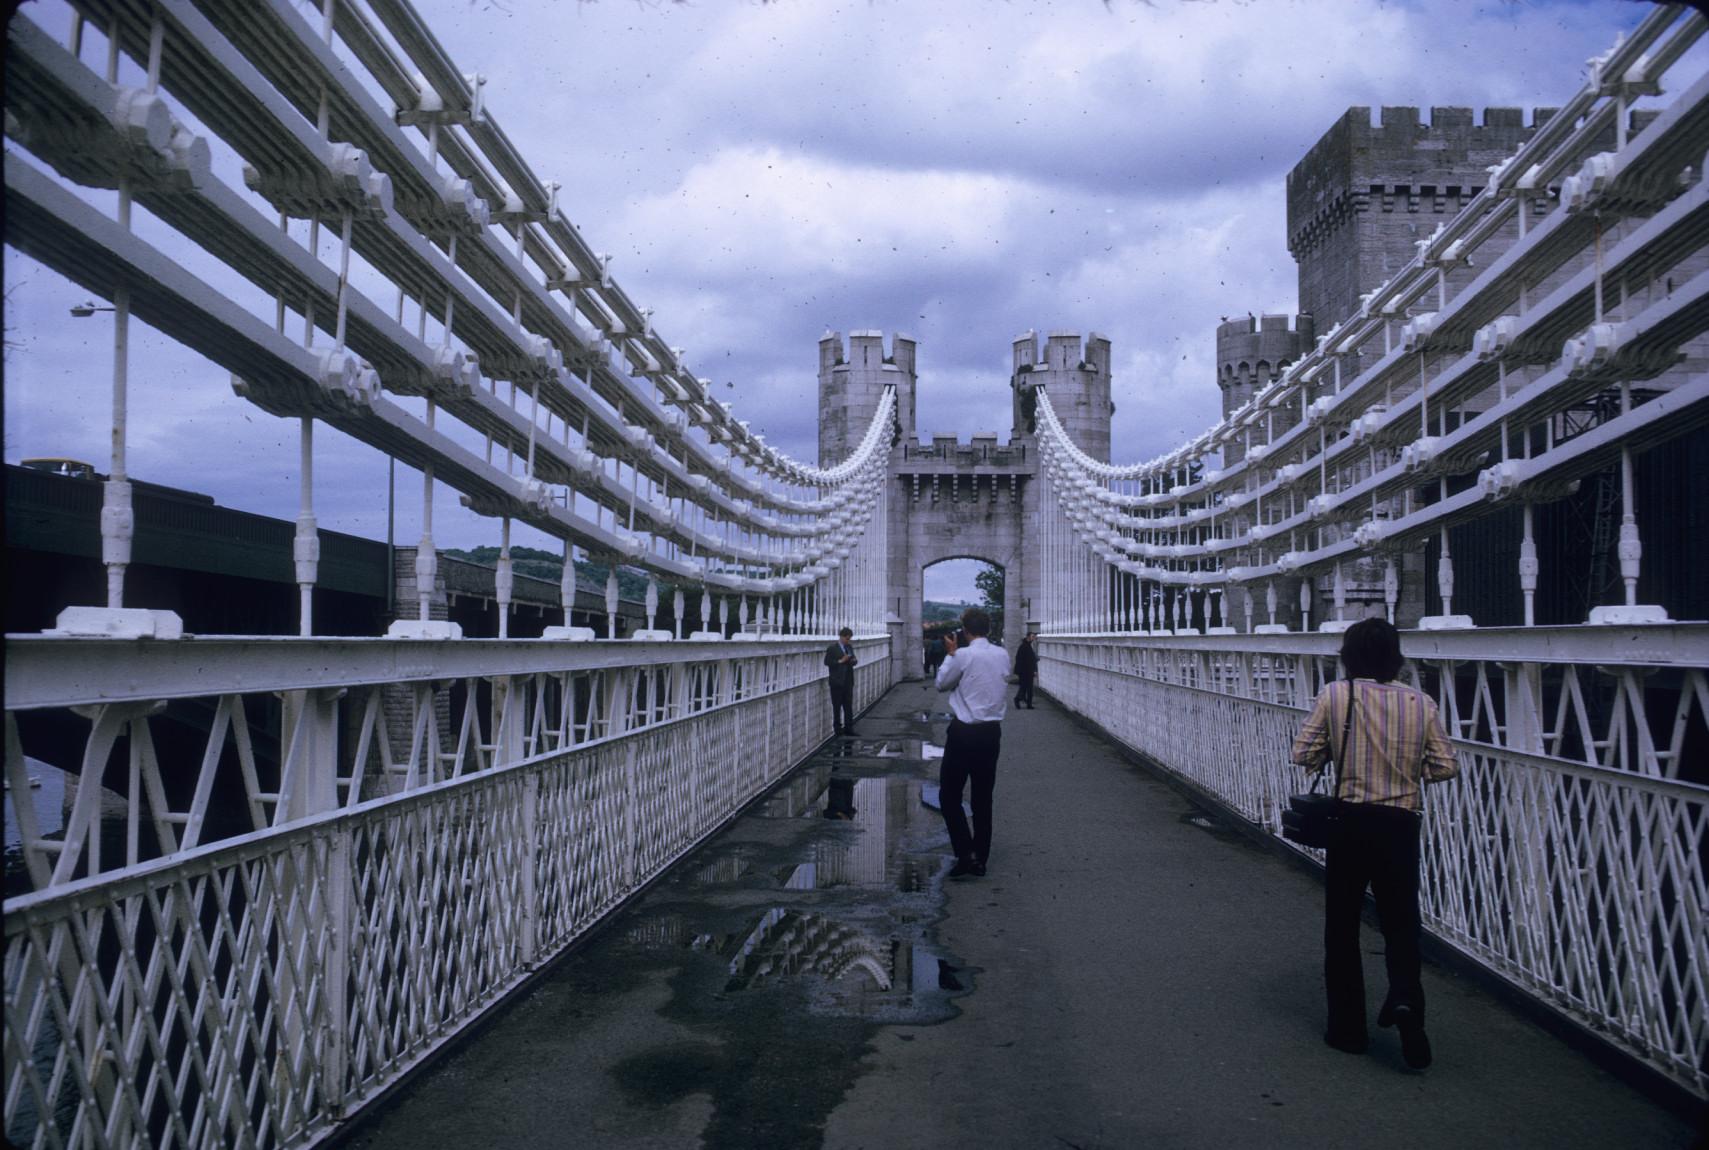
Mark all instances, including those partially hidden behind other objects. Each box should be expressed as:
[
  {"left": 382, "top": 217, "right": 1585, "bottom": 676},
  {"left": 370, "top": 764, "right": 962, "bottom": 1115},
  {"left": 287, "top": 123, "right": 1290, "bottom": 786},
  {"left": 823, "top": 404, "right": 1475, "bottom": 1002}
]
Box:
[{"left": 68, "top": 296, "right": 131, "bottom": 609}]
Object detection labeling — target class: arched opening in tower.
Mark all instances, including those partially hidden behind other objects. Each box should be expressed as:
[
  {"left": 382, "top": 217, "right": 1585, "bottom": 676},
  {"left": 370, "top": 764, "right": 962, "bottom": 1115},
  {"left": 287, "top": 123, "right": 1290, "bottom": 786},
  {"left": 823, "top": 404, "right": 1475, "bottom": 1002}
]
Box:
[{"left": 921, "top": 557, "right": 1006, "bottom": 675}]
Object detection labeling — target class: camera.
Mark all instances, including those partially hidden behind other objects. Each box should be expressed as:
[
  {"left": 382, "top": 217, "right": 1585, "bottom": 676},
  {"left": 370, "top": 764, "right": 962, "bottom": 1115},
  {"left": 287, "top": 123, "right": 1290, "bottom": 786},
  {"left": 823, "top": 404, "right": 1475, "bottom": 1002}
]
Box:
[{"left": 949, "top": 629, "right": 967, "bottom": 648}]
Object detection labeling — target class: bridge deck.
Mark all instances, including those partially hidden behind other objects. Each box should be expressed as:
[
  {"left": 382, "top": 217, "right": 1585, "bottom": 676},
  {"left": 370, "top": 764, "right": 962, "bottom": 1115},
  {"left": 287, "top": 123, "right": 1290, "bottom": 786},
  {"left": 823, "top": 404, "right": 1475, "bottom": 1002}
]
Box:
[{"left": 339, "top": 687, "right": 1696, "bottom": 1149}]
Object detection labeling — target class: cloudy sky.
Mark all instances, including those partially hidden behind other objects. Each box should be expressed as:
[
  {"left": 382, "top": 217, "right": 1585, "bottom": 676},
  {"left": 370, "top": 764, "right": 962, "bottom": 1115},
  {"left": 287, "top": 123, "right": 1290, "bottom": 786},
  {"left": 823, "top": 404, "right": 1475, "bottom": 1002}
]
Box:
[{"left": 2, "top": 0, "right": 1669, "bottom": 603}]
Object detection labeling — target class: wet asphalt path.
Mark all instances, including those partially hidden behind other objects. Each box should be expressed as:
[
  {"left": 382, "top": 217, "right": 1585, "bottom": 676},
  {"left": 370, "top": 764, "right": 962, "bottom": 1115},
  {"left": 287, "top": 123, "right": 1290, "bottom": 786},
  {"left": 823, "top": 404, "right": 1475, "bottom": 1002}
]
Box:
[{"left": 340, "top": 684, "right": 1697, "bottom": 1149}]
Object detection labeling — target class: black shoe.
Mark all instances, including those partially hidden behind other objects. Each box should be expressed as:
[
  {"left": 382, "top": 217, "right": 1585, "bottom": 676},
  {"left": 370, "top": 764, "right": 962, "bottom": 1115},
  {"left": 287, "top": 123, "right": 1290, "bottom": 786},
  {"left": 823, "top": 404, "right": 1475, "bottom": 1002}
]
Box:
[
  {"left": 1323, "top": 1030, "right": 1368, "bottom": 1055},
  {"left": 970, "top": 860, "right": 987, "bottom": 877},
  {"left": 1391, "top": 1006, "right": 1432, "bottom": 1069},
  {"left": 948, "top": 859, "right": 977, "bottom": 878}
]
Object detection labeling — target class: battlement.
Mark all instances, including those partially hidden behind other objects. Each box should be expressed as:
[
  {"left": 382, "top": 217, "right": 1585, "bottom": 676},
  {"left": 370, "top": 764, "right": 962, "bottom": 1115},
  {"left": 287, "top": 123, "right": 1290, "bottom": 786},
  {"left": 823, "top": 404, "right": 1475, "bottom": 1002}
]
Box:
[
  {"left": 1286, "top": 106, "right": 1552, "bottom": 257},
  {"left": 820, "top": 329, "right": 917, "bottom": 373},
  {"left": 1365, "top": 105, "right": 1553, "bottom": 133},
  {"left": 899, "top": 431, "right": 1029, "bottom": 470},
  {"left": 1012, "top": 329, "right": 1111, "bottom": 373},
  {"left": 1216, "top": 314, "right": 1312, "bottom": 340},
  {"left": 818, "top": 330, "right": 917, "bottom": 468},
  {"left": 1215, "top": 314, "right": 1314, "bottom": 421}
]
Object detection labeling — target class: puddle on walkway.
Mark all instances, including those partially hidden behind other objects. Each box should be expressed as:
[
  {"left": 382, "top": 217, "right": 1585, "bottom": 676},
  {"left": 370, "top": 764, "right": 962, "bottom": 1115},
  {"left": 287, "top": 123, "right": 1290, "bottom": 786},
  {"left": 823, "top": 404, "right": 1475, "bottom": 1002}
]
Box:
[{"left": 366, "top": 702, "right": 967, "bottom": 1150}]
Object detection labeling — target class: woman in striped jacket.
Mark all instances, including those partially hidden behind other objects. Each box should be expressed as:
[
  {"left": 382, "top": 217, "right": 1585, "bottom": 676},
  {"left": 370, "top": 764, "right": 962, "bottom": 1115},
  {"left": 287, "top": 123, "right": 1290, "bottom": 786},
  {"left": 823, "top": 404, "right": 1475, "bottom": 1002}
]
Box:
[{"left": 1292, "top": 617, "right": 1460, "bottom": 1069}]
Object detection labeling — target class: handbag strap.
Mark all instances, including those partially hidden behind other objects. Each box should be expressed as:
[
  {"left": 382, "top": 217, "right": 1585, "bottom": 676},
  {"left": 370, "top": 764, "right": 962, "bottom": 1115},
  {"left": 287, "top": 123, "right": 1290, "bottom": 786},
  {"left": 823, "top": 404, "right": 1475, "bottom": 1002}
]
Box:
[{"left": 1330, "top": 680, "right": 1358, "bottom": 800}]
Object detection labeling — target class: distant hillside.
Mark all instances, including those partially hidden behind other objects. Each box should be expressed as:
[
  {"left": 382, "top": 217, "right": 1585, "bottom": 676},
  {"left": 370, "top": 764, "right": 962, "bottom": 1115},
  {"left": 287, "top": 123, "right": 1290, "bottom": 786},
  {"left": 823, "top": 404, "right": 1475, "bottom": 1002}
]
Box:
[{"left": 923, "top": 599, "right": 968, "bottom": 624}]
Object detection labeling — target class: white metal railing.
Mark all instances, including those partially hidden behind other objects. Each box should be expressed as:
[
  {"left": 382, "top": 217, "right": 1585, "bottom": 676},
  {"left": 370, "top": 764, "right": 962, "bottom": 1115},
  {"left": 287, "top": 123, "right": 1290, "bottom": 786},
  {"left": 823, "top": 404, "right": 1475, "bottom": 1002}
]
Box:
[
  {"left": 1040, "top": 626, "right": 1709, "bottom": 1098},
  {"left": 3, "top": 636, "right": 889, "bottom": 1148}
]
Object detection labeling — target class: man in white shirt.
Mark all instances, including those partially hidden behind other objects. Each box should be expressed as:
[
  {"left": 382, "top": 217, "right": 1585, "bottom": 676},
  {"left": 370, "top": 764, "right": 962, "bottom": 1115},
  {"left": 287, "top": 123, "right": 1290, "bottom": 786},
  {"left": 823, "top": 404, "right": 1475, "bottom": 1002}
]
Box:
[{"left": 934, "top": 608, "right": 1010, "bottom": 877}]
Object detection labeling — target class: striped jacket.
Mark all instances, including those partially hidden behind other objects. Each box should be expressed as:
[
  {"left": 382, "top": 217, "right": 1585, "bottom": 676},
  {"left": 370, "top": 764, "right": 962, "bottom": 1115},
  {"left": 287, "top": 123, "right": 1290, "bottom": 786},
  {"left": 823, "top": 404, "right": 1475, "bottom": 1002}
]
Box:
[{"left": 1290, "top": 679, "right": 1459, "bottom": 811}]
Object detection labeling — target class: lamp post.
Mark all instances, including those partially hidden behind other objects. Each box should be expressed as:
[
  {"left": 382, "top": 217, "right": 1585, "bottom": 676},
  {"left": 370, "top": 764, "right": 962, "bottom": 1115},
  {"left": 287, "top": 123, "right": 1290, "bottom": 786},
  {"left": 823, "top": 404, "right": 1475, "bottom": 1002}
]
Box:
[{"left": 69, "top": 298, "right": 131, "bottom": 608}]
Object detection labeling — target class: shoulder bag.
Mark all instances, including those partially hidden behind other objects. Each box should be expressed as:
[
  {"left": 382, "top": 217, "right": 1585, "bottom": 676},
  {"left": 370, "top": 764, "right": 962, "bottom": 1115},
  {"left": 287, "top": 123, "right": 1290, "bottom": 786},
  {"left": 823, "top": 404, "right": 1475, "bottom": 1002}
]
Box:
[{"left": 1282, "top": 682, "right": 1357, "bottom": 849}]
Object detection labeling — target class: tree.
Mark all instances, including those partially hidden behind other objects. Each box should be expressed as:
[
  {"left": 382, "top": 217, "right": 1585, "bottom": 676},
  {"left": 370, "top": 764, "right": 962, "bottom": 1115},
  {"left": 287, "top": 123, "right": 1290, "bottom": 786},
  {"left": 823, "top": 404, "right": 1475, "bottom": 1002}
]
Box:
[{"left": 974, "top": 566, "right": 1004, "bottom": 613}]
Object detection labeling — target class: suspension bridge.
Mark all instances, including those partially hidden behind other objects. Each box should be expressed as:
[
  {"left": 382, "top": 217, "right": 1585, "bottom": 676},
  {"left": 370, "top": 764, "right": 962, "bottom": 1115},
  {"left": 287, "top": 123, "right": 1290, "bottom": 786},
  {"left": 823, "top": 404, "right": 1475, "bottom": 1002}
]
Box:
[{"left": 4, "top": 2, "right": 1707, "bottom": 1147}]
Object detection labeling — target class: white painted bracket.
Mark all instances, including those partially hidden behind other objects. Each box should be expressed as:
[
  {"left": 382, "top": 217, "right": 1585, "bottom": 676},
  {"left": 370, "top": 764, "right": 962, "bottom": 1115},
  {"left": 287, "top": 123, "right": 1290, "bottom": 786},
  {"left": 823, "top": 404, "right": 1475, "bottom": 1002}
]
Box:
[
  {"left": 1418, "top": 615, "right": 1476, "bottom": 630},
  {"left": 385, "top": 620, "right": 464, "bottom": 639},
  {"left": 1253, "top": 624, "right": 1292, "bottom": 635},
  {"left": 688, "top": 631, "right": 725, "bottom": 642},
  {"left": 630, "top": 629, "right": 673, "bottom": 641},
  {"left": 1318, "top": 620, "right": 1355, "bottom": 634},
  {"left": 49, "top": 607, "right": 184, "bottom": 639},
  {"left": 541, "top": 625, "right": 597, "bottom": 641},
  {"left": 1587, "top": 604, "right": 1671, "bottom": 625}
]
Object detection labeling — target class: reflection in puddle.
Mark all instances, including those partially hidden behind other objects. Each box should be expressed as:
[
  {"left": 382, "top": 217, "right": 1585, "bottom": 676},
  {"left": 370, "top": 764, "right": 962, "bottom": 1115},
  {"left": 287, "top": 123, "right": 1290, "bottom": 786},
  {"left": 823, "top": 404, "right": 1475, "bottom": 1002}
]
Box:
[
  {"left": 824, "top": 776, "right": 858, "bottom": 820},
  {"left": 610, "top": 727, "right": 969, "bottom": 1027},
  {"left": 720, "top": 907, "right": 962, "bottom": 1020}
]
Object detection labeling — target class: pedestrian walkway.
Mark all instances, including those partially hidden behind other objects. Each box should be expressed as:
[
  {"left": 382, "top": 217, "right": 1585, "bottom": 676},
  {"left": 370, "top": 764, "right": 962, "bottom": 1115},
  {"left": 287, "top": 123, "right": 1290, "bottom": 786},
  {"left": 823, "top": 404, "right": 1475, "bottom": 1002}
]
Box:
[{"left": 339, "top": 687, "right": 1697, "bottom": 1150}]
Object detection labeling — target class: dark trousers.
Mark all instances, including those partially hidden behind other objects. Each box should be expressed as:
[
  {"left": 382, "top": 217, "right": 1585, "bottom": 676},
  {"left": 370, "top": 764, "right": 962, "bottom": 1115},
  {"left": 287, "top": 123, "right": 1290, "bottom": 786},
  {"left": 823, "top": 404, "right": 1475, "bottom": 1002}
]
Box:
[
  {"left": 1015, "top": 673, "right": 1035, "bottom": 706},
  {"left": 828, "top": 680, "right": 854, "bottom": 732},
  {"left": 1323, "top": 803, "right": 1425, "bottom": 1039},
  {"left": 940, "top": 719, "right": 1001, "bottom": 863}
]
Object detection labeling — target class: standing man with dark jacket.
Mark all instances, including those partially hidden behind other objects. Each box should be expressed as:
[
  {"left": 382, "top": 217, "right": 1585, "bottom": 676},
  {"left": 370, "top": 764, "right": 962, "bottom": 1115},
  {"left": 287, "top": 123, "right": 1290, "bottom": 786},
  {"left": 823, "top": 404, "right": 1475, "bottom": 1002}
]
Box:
[
  {"left": 935, "top": 608, "right": 1010, "bottom": 877},
  {"left": 1014, "top": 632, "right": 1039, "bottom": 709},
  {"left": 825, "top": 626, "right": 858, "bottom": 736}
]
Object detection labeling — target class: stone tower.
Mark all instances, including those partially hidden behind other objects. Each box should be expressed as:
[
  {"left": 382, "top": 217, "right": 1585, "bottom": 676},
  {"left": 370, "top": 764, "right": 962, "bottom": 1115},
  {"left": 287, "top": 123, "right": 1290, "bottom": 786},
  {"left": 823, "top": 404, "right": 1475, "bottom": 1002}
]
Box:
[
  {"left": 1286, "top": 106, "right": 1547, "bottom": 330},
  {"left": 1011, "top": 330, "right": 1111, "bottom": 463},
  {"left": 1215, "top": 314, "right": 1315, "bottom": 465},
  {"left": 818, "top": 330, "right": 916, "bottom": 468}
]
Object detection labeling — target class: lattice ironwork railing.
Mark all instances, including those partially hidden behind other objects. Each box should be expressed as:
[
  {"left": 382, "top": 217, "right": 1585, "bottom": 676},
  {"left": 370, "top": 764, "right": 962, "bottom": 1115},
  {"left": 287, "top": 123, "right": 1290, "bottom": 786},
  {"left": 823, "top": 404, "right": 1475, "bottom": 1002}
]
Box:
[
  {"left": 3, "top": 637, "right": 889, "bottom": 1149},
  {"left": 1039, "top": 627, "right": 1709, "bottom": 1099}
]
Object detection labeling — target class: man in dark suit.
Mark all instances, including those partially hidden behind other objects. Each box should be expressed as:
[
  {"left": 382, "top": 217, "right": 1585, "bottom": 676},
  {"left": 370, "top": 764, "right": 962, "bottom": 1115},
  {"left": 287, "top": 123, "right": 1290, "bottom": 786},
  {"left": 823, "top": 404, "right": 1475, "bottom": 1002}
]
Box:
[
  {"left": 825, "top": 626, "right": 858, "bottom": 736},
  {"left": 1014, "top": 632, "right": 1039, "bottom": 708}
]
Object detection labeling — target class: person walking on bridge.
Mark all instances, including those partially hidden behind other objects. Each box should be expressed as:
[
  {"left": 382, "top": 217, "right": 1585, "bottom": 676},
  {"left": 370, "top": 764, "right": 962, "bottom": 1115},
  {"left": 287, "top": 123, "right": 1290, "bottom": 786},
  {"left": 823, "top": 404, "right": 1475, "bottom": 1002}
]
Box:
[
  {"left": 825, "top": 626, "right": 858, "bottom": 736},
  {"left": 1013, "top": 632, "right": 1039, "bottom": 709},
  {"left": 935, "top": 608, "right": 1010, "bottom": 878},
  {"left": 1291, "top": 617, "right": 1459, "bottom": 1069}
]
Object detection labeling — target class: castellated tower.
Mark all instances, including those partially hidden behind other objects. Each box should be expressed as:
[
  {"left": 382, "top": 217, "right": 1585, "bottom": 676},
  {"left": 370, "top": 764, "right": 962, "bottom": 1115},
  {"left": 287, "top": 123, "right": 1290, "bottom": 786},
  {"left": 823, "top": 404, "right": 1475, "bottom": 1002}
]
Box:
[
  {"left": 1215, "top": 314, "right": 1315, "bottom": 465},
  {"left": 818, "top": 330, "right": 916, "bottom": 468},
  {"left": 1287, "top": 107, "right": 1548, "bottom": 331},
  {"left": 1011, "top": 330, "right": 1111, "bottom": 463}
]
